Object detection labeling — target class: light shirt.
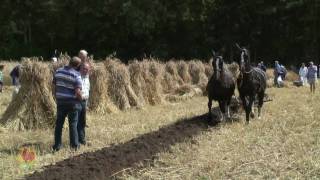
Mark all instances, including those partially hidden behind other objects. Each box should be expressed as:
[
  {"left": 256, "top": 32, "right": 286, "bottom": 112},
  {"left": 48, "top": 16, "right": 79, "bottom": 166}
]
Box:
[
  {"left": 299, "top": 67, "right": 307, "bottom": 77},
  {"left": 275, "top": 63, "right": 282, "bottom": 74},
  {"left": 81, "top": 75, "right": 90, "bottom": 100},
  {"left": 0, "top": 71, "right": 3, "bottom": 82}
]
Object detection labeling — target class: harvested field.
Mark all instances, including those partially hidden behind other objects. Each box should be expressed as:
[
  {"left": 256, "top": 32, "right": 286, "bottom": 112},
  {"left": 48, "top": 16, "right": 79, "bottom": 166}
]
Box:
[{"left": 0, "top": 60, "right": 319, "bottom": 180}]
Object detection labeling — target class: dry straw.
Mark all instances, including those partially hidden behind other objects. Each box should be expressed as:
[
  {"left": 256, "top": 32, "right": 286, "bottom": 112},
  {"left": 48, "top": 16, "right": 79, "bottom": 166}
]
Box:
[
  {"left": 50, "top": 54, "right": 70, "bottom": 72},
  {"left": 88, "top": 63, "right": 118, "bottom": 113},
  {"left": 162, "top": 61, "right": 184, "bottom": 93},
  {"left": 0, "top": 58, "right": 214, "bottom": 130},
  {"left": 128, "top": 60, "right": 146, "bottom": 107},
  {"left": 140, "top": 59, "right": 164, "bottom": 105},
  {"left": 176, "top": 60, "right": 192, "bottom": 84},
  {"left": 105, "top": 58, "right": 140, "bottom": 110},
  {"left": 285, "top": 71, "right": 299, "bottom": 82},
  {"left": 188, "top": 60, "right": 208, "bottom": 93},
  {"left": 227, "top": 62, "right": 240, "bottom": 80},
  {"left": 165, "top": 84, "right": 203, "bottom": 102},
  {"left": 0, "top": 59, "right": 56, "bottom": 130},
  {"left": 204, "top": 62, "right": 213, "bottom": 79}
]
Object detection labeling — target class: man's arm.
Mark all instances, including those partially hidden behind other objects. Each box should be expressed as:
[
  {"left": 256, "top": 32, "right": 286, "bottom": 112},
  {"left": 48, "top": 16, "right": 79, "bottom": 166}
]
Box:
[
  {"left": 52, "top": 76, "right": 56, "bottom": 100},
  {"left": 75, "top": 87, "right": 82, "bottom": 100},
  {"left": 74, "top": 73, "right": 83, "bottom": 100}
]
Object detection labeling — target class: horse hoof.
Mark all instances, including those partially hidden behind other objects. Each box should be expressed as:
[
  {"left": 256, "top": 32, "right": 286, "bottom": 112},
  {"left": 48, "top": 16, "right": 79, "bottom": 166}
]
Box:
[
  {"left": 250, "top": 113, "right": 255, "bottom": 119},
  {"left": 245, "top": 121, "right": 249, "bottom": 125},
  {"left": 258, "top": 116, "right": 261, "bottom": 120}
]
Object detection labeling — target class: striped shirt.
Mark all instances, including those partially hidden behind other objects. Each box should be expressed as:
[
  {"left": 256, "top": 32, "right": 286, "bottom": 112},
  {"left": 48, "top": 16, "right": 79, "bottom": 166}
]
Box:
[{"left": 53, "top": 66, "right": 82, "bottom": 103}]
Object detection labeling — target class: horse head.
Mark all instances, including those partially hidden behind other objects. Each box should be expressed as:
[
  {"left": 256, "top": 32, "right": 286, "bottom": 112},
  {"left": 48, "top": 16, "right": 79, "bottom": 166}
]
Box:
[
  {"left": 211, "top": 50, "right": 224, "bottom": 80},
  {"left": 236, "top": 43, "right": 250, "bottom": 72}
]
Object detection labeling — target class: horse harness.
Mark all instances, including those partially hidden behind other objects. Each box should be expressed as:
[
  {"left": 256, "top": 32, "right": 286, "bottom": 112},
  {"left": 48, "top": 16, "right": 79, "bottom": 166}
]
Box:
[{"left": 238, "top": 68, "right": 266, "bottom": 90}]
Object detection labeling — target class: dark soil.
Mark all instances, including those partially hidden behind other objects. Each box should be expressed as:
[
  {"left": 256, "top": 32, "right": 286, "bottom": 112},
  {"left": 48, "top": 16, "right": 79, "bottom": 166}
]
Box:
[{"left": 25, "top": 113, "right": 216, "bottom": 180}]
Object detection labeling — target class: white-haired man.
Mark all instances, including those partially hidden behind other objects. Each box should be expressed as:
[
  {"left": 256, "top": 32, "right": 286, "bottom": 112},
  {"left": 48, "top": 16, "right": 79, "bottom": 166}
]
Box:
[
  {"left": 78, "top": 50, "right": 88, "bottom": 63},
  {"left": 77, "top": 62, "right": 90, "bottom": 145}
]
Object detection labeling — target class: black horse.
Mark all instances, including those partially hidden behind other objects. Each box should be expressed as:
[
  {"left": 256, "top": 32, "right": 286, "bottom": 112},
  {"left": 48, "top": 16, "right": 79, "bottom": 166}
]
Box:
[
  {"left": 236, "top": 44, "right": 267, "bottom": 124},
  {"left": 207, "top": 51, "right": 235, "bottom": 122}
]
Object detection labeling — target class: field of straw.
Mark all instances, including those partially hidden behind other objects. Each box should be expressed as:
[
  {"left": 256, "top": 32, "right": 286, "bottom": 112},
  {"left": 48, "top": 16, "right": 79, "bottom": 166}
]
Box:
[{"left": 0, "top": 59, "right": 319, "bottom": 179}]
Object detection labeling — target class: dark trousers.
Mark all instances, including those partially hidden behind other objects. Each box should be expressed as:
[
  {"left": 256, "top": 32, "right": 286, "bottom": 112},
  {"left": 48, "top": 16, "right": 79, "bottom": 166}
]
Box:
[
  {"left": 11, "top": 76, "right": 19, "bottom": 86},
  {"left": 77, "top": 100, "right": 87, "bottom": 144},
  {"left": 54, "top": 102, "right": 81, "bottom": 149}
]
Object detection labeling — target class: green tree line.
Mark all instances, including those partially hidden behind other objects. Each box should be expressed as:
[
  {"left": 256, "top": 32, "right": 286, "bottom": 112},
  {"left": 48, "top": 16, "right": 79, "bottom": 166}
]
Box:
[{"left": 0, "top": 0, "right": 319, "bottom": 65}]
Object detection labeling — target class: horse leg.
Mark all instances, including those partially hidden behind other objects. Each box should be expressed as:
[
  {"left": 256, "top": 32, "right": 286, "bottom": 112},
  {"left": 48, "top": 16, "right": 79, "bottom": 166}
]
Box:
[
  {"left": 240, "top": 95, "right": 250, "bottom": 124},
  {"left": 208, "top": 98, "right": 212, "bottom": 122},
  {"left": 250, "top": 95, "right": 255, "bottom": 119},
  {"left": 218, "top": 101, "right": 226, "bottom": 122},
  {"left": 226, "top": 97, "right": 231, "bottom": 119},
  {"left": 248, "top": 96, "right": 255, "bottom": 119},
  {"left": 257, "top": 92, "right": 264, "bottom": 119}
]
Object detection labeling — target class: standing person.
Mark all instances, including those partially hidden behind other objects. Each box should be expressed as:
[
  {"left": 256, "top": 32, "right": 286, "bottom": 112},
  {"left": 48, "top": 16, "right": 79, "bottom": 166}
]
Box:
[
  {"left": 0, "top": 65, "right": 4, "bottom": 93},
  {"left": 10, "top": 64, "right": 21, "bottom": 95},
  {"left": 10, "top": 65, "right": 21, "bottom": 87},
  {"left": 307, "top": 61, "right": 317, "bottom": 94},
  {"left": 274, "top": 61, "right": 283, "bottom": 87},
  {"left": 299, "top": 63, "right": 308, "bottom": 86},
  {"left": 280, "top": 64, "right": 287, "bottom": 80},
  {"left": 52, "top": 57, "right": 83, "bottom": 151},
  {"left": 77, "top": 62, "right": 90, "bottom": 145},
  {"left": 78, "top": 49, "right": 88, "bottom": 63},
  {"left": 258, "top": 61, "right": 267, "bottom": 72},
  {"left": 51, "top": 57, "right": 58, "bottom": 63}
]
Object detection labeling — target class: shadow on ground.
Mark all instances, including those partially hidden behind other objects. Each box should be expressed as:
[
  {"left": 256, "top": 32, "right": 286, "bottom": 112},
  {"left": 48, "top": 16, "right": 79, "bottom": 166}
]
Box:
[{"left": 25, "top": 112, "right": 218, "bottom": 180}]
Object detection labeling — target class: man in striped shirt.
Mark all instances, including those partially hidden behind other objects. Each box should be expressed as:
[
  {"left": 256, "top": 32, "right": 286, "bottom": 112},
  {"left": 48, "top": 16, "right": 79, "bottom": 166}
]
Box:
[{"left": 52, "top": 57, "right": 83, "bottom": 151}]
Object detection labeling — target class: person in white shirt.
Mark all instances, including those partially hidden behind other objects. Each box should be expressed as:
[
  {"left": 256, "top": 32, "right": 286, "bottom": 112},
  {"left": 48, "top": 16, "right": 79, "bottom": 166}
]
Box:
[
  {"left": 299, "top": 63, "right": 308, "bottom": 85},
  {"left": 77, "top": 62, "right": 90, "bottom": 145}
]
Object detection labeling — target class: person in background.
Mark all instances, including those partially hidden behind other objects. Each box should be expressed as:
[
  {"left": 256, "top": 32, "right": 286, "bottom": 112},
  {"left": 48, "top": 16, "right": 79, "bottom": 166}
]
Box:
[
  {"left": 10, "top": 64, "right": 21, "bottom": 95},
  {"left": 10, "top": 65, "right": 21, "bottom": 87},
  {"left": 299, "top": 63, "right": 308, "bottom": 86},
  {"left": 274, "top": 61, "right": 282, "bottom": 87},
  {"left": 78, "top": 50, "right": 89, "bottom": 63},
  {"left": 306, "top": 61, "right": 317, "bottom": 94},
  {"left": 258, "top": 61, "right": 267, "bottom": 72},
  {"left": 315, "top": 63, "right": 319, "bottom": 83},
  {"left": 0, "top": 65, "right": 4, "bottom": 93},
  {"left": 51, "top": 57, "right": 58, "bottom": 63},
  {"left": 52, "top": 57, "right": 82, "bottom": 151},
  {"left": 280, "top": 64, "right": 287, "bottom": 80},
  {"left": 318, "top": 64, "right": 320, "bottom": 78},
  {"left": 77, "top": 62, "right": 90, "bottom": 145}
]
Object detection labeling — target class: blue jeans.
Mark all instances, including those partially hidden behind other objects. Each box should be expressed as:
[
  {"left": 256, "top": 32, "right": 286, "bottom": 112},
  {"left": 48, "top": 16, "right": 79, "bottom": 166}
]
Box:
[
  {"left": 54, "top": 102, "right": 82, "bottom": 149},
  {"left": 77, "top": 100, "right": 87, "bottom": 144}
]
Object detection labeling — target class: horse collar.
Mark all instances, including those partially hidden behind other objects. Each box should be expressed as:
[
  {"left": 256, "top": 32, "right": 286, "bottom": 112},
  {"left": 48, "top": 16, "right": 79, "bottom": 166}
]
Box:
[{"left": 244, "top": 69, "right": 253, "bottom": 74}]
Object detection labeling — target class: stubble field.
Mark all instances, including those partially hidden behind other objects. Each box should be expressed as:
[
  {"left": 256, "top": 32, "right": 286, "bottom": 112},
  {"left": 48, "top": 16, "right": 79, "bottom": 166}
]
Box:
[{"left": 0, "top": 61, "right": 320, "bottom": 179}]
